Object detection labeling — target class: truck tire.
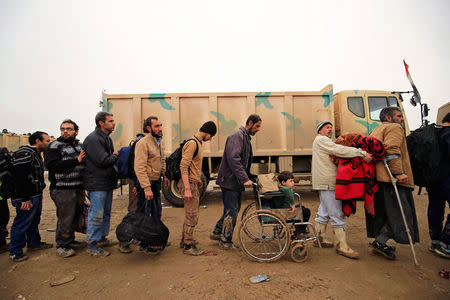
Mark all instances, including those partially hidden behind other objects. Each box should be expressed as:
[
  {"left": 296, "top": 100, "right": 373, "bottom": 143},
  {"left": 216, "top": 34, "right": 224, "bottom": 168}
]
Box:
[{"left": 162, "top": 173, "right": 208, "bottom": 207}]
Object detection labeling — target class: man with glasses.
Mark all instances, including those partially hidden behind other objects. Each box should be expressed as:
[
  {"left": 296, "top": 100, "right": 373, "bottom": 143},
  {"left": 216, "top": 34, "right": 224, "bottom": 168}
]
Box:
[{"left": 45, "top": 119, "right": 85, "bottom": 258}]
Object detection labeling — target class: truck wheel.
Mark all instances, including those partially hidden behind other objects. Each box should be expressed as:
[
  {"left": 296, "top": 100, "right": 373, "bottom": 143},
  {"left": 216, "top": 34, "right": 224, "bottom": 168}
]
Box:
[{"left": 162, "top": 173, "right": 208, "bottom": 207}]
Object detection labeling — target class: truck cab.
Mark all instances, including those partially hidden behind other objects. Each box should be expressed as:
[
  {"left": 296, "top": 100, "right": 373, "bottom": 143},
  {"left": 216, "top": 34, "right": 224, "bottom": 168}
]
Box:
[{"left": 334, "top": 90, "right": 410, "bottom": 137}]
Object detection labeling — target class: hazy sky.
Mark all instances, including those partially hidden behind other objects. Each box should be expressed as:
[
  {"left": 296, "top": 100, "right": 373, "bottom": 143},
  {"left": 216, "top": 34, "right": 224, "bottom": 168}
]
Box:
[{"left": 1, "top": 0, "right": 449, "bottom": 140}]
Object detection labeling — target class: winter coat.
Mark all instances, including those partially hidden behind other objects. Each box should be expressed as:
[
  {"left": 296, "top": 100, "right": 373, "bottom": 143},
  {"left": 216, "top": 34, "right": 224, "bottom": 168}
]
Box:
[
  {"left": 134, "top": 134, "right": 166, "bottom": 190},
  {"left": 216, "top": 127, "right": 253, "bottom": 192},
  {"left": 369, "top": 122, "right": 414, "bottom": 188},
  {"left": 82, "top": 127, "right": 118, "bottom": 191}
]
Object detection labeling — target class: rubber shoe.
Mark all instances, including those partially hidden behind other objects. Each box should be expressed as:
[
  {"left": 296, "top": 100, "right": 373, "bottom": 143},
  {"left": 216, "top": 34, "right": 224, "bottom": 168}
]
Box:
[
  {"left": 28, "top": 242, "right": 53, "bottom": 251},
  {"left": 218, "top": 241, "right": 239, "bottom": 250},
  {"left": 88, "top": 246, "right": 110, "bottom": 257},
  {"left": 209, "top": 231, "right": 221, "bottom": 241},
  {"left": 10, "top": 253, "right": 28, "bottom": 262},
  {"left": 56, "top": 247, "right": 75, "bottom": 258},
  {"left": 370, "top": 240, "right": 396, "bottom": 260},
  {"left": 183, "top": 244, "right": 204, "bottom": 256}
]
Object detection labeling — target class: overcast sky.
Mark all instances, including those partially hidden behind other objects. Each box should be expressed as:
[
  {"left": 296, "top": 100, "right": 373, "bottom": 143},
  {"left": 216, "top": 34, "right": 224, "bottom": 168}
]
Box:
[{"left": 1, "top": 0, "right": 449, "bottom": 140}]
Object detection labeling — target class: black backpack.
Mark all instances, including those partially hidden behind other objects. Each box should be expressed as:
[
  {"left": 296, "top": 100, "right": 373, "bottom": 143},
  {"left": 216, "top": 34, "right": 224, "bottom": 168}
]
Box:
[
  {"left": 165, "top": 138, "right": 199, "bottom": 181},
  {"left": 116, "top": 201, "right": 170, "bottom": 249},
  {"left": 0, "top": 147, "right": 14, "bottom": 200},
  {"left": 406, "top": 124, "right": 443, "bottom": 187}
]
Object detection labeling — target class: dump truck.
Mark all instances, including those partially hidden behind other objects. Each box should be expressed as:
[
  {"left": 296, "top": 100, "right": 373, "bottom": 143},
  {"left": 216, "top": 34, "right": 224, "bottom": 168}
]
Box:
[{"left": 102, "top": 84, "right": 411, "bottom": 206}]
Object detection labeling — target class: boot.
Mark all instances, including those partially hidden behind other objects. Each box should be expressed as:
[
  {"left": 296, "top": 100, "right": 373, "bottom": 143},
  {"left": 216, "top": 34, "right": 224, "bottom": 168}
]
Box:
[
  {"left": 313, "top": 223, "right": 334, "bottom": 248},
  {"left": 333, "top": 227, "right": 359, "bottom": 259}
]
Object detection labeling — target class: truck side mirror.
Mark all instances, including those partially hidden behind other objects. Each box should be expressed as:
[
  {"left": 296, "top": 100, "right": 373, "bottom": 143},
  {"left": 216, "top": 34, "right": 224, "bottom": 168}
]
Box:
[{"left": 421, "top": 103, "right": 429, "bottom": 117}]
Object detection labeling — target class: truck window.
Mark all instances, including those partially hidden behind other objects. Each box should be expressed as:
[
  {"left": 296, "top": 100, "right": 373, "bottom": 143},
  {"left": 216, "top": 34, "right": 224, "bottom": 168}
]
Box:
[
  {"left": 369, "top": 97, "right": 387, "bottom": 121},
  {"left": 347, "top": 97, "right": 365, "bottom": 118},
  {"left": 388, "top": 96, "right": 399, "bottom": 107}
]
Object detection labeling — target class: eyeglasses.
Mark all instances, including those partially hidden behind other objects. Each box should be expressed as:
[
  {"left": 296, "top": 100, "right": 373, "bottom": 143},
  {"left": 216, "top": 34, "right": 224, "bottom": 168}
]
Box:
[{"left": 60, "top": 128, "right": 75, "bottom": 132}]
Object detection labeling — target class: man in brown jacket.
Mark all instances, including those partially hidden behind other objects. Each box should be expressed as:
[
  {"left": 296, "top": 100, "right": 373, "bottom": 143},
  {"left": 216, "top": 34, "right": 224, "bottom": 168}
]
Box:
[
  {"left": 133, "top": 116, "right": 169, "bottom": 255},
  {"left": 179, "top": 121, "right": 216, "bottom": 255},
  {"left": 367, "top": 106, "right": 419, "bottom": 260}
]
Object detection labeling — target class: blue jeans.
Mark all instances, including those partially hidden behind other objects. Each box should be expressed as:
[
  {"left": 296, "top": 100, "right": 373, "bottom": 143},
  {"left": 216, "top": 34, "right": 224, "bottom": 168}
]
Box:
[
  {"left": 86, "top": 190, "right": 113, "bottom": 243},
  {"left": 136, "top": 180, "right": 162, "bottom": 220},
  {"left": 9, "top": 195, "right": 43, "bottom": 255},
  {"left": 427, "top": 177, "right": 450, "bottom": 244},
  {"left": 213, "top": 188, "right": 242, "bottom": 243}
]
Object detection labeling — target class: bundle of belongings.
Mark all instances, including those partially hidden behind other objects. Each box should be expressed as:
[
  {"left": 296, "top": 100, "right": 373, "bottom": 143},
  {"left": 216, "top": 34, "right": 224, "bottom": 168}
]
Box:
[{"left": 331, "top": 133, "right": 386, "bottom": 217}]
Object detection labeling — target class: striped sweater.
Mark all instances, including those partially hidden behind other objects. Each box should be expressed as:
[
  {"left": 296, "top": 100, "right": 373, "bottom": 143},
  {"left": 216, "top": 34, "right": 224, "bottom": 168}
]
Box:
[{"left": 44, "top": 137, "right": 83, "bottom": 190}]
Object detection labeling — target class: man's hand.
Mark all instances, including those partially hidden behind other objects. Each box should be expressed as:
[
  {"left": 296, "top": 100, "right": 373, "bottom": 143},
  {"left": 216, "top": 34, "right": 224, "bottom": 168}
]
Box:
[
  {"left": 144, "top": 189, "right": 153, "bottom": 200},
  {"left": 20, "top": 200, "right": 33, "bottom": 211},
  {"left": 289, "top": 204, "right": 296, "bottom": 213},
  {"left": 77, "top": 150, "right": 85, "bottom": 163},
  {"left": 363, "top": 153, "right": 373, "bottom": 163},
  {"left": 183, "top": 188, "right": 192, "bottom": 201},
  {"left": 164, "top": 176, "right": 170, "bottom": 189},
  {"left": 395, "top": 174, "right": 408, "bottom": 183},
  {"left": 243, "top": 180, "right": 253, "bottom": 188},
  {"left": 132, "top": 186, "right": 138, "bottom": 197},
  {"left": 113, "top": 151, "right": 119, "bottom": 156}
]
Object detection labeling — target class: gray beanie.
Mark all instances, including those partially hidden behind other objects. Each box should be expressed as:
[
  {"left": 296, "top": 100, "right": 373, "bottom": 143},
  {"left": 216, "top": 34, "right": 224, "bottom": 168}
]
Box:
[{"left": 316, "top": 120, "right": 332, "bottom": 133}]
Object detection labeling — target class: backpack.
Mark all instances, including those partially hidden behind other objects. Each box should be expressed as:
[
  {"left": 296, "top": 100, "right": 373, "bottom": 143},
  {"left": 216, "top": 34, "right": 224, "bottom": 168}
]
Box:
[
  {"left": 117, "top": 135, "right": 144, "bottom": 179},
  {"left": 116, "top": 200, "right": 170, "bottom": 249},
  {"left": 165, "top": 138, "right": 199, "bottom": 181},
  {"left": 406, "top": 124, "right": 443, "bottom": 187},
  {"left": 0, "top": 147, "right": 15, "bottom": 200}
]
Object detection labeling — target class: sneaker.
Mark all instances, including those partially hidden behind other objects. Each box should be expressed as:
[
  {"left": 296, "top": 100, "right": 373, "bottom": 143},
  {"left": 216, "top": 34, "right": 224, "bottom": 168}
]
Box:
[
  {"left": 56, "top": 247, "right": 75, "bottom": 258},
  {"left": 68, "top": 241, "right": 83, "bottom": 249},
  {"left": 28, "top": 242, "right": 53, "bottom": 251},
  {"left": 139, "top": 245, "right": 160, "bottom": 256},
  {"left": 218, "top": 241, "right": 239, "bottom": 250},
  {"left": 183, "top": 244, "right": 204, "bottom": 256},
  {"left": 179, "top": 240, "right": 198, "bottom": 248},
  {"left": 119, "top": 242, "right": 132, "bottom": 254},
  {"left": 87, "top": 245, "right": 110, "bottom": 257},
  {"left": 97, "top": 237, "right": 112, "bottom": 248},
  {"left": 210, "top": 231, "right": 221, "bottom": 241},
  {"left": 430, "top": 242, "right": 450, "bottom": 259},
  {"left": 10, "top": 253, "right": 28, "bottom": 262},
  {"left": 370, "top": 240, "right": 396, "bottom": 260}
]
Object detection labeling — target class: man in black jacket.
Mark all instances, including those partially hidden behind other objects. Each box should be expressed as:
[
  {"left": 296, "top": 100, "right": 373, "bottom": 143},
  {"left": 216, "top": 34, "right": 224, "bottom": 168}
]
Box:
[
  {"left": 211, "top": 114, "right": 262, "bottom": 249},
  {"left": 83, "top": 112, "right": 119, "bottom": 257},
  {"left": 427, "top": 113, "right": 450, "bottom": 258},
  {"left": 9, "top": 131, "right": 52, "bottom": 262},
  {"left": 45, "top": 119, "right": 85, "bottom": 258}
]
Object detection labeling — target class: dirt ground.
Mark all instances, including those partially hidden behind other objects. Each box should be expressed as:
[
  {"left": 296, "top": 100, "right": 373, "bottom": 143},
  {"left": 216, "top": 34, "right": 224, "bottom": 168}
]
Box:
[{"left": 0, "top": 182, "right": 449, "bottom": 300}]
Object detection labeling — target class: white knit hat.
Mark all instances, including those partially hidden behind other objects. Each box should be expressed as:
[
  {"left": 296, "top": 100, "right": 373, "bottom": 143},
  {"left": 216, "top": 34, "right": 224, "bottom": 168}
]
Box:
[{"left": 316, "top": 121, "right": 332, "bottom": 133}]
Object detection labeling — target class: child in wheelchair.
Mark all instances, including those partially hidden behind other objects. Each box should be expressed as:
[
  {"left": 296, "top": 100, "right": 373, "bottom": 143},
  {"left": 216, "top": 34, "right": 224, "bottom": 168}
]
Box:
[{"left": 261, "top": 171, "right": 311, "bottom": 237}]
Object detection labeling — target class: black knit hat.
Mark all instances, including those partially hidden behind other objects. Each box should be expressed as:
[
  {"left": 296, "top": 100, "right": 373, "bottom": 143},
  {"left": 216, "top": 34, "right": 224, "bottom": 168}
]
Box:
[{"left": 200, "top": 121, "right": 217, "bottom": 136}]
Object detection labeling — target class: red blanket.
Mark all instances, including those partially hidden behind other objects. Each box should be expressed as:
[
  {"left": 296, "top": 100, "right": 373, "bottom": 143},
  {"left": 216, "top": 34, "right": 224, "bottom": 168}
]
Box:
[{"left": 334, "top": 135, "right": 385, "bottom": 217}]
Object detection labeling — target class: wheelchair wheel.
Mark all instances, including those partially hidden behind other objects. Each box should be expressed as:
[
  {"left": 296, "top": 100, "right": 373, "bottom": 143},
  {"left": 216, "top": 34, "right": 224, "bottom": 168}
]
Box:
[
  {"left": 240, "top": 201, "right": 257, "bottom": 221},
  {"left": 290, "top": 242, "right": 308, "bottom": 263},
  {"left": 238, "top": 210, "right": 290, "bottom": 262}
]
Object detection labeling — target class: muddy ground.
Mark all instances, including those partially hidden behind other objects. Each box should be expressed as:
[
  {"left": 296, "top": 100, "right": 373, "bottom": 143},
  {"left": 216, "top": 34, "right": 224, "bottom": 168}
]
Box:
[{"left": 0, "top": 182, "right": 449, "bottom": 300}]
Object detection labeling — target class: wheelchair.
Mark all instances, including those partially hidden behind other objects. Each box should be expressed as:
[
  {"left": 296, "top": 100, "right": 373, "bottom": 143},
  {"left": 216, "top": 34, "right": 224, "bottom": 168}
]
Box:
[{"left": 238, "top": 183, "right": 321, "bottom": 263}]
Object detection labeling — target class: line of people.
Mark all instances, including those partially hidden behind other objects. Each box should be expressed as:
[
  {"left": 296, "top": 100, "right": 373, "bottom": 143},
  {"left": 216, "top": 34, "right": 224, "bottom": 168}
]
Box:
[{"left": 1, "top": 108, "right": 449, "bottom": 262}]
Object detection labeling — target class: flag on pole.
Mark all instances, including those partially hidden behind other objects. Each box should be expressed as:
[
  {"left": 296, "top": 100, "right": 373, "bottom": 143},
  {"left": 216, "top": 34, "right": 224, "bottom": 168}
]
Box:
[{"left": 403, "top": 59, "right": 421, "bottom": 105}]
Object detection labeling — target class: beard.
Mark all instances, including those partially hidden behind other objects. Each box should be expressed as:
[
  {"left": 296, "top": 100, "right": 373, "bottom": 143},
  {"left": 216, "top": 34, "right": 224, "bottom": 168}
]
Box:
[
  {"left": 151, "top": 129, "right": 162, "bottom": 138},
  {"left": 62, "top": 135, "right": 76, "bottom": 143}
]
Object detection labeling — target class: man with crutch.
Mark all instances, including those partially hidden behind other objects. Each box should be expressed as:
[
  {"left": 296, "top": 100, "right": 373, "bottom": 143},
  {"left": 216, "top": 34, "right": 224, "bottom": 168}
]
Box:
[{"left": 367, "top": 106, "right": 419, "bottom": 262}]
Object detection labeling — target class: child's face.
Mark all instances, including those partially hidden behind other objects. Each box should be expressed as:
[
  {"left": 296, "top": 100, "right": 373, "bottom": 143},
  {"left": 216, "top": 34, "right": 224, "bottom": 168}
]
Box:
[{"left": 282, "top": 178, "right": 295, "bottom": 189}]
